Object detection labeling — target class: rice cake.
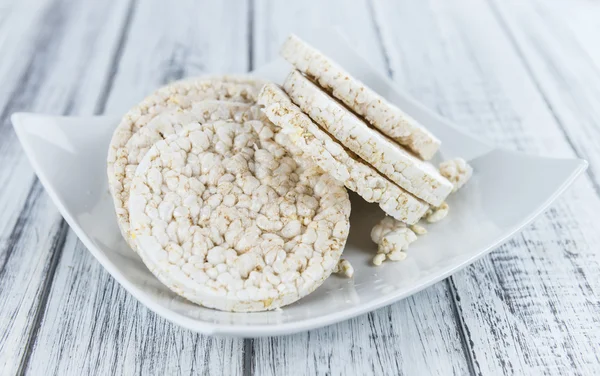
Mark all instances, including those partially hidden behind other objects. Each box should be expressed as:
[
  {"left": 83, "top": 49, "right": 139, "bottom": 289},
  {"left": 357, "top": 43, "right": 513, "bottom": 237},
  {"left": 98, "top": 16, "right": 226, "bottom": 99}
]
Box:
[
  {"left": 128, "top": 120, "right": 351, "bottom": 312},
  {"left": 258, "top": 83, "right": 428, "bottom": 224},
  {"left": 280, "top": 34, "right": 440, "bottom": 160},
  {"left": 283, "top": 70, "right": 452, "bottom": 207},
  {"left": 107, "top": 76, "right": 266, "bottom": 250}
]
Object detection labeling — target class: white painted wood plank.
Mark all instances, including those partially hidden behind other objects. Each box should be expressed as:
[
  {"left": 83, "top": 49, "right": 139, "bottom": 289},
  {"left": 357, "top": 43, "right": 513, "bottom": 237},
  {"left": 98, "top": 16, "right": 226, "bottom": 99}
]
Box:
[
  {"left": 252, "top": 287, "right": 471, "bottom": 376},
  {"left": 24, "top": 1, "right": 250, "bottom": 374},
  {"left": 0, "top": 183, "right": 66, "bottom": 374},
  {"left": 372, "top": 0, "right": 600, "bottom": 374},
  {"left": 490, "top": 0, "right": 600, "bottom": 199},
  {"left": 25, "top": 232, "right": 244, "bottom": 376},
  {"left": 251, "top": 1, "right": 472, "bottom": 375},
  {"left": 9, "top": 1, "right": 599, "bottom": 375},
  {"left": 0, "top": 0, "right": 72, "bottom": 245},
  {"left": 0, "top": 0, "right": 135, "bottom": 373},
  {"left": 104, "top": 0, "right": 251, "bottom": 115},
  {"left": 253, "top": 0, "right": 386, "bottom": 73}
]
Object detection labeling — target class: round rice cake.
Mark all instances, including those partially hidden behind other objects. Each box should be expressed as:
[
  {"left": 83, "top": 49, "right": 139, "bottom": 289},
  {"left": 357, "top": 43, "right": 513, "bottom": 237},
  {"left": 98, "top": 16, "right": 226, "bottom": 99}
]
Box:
[
  {"left": 283, "top": 70, "right": 453, "bottom": 207},
  {"left": 128, "top": 120, "right": 351, "bottom": 312},
  {"left": 114, "top": 101, "right": 260, "bottom": 251},
  {"left": 280, "top": 34, "right": 440, "bottom": 160},
  {"left": 258, "top": 84, "right": 429, "bottom": 224},
  {"left": 107, "top": 75, "right": 266, "bottom": 250}
]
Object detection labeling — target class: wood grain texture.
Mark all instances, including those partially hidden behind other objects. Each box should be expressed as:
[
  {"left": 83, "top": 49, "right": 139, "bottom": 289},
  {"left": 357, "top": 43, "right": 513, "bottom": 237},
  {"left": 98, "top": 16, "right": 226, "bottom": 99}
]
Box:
[
  {"left": 250, "top": 1, "right": 472, "bottom": 375},
  {"left": 372, "top": 0, "right": 600, "bottom": 374},
  {"left": 490, "top": 0, "right": 600, "bottom": 194},
  {"left": 251, "top": 288, "right": 471, "bottom": 376},
  {"left": 0, "top": 0, "right": 133, "bottom": 373},
  {"left": 22, "top": 1, "right": 251, "bottom": 374},
  {"left": 1, "top": 0, "right": 599, "bottom": 375},
  {"left": 252, "top": 0, "right": 386, "bottom": 73},
  {"left": 103, "top": 0, "right": 251, "bottom": 115},
  {"left": 0, "top": 0, "right": 71, "bottom": 259},
  {"left": 0, "top": 183, "right": 67, "bottom": 374},
  {"left": 25, "top": 232, "right": 244, "bottom": 376}
]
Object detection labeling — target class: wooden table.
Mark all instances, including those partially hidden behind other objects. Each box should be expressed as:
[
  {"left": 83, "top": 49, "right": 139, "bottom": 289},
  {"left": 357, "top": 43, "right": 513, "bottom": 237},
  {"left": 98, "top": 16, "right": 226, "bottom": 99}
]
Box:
[{"left": 1, "top": 0, "right": 599, "bottom": 374}]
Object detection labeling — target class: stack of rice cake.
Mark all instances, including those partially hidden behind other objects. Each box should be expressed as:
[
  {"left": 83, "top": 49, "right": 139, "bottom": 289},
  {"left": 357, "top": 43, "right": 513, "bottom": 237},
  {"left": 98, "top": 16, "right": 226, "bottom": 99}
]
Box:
[
  {"left": 259, "top": 34, "right": 456, "bottom": 226},
  {"left": 106, "top": 36, "right": 472, "bottom": 312}
]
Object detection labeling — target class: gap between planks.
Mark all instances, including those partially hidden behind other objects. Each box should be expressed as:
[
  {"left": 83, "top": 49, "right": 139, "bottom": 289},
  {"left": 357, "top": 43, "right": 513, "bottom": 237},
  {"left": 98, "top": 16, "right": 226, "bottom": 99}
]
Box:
[
  {"left": 486, "top": 0, "right": 600, "bottom": 199},
  {"left": 16, "top": 218, "right": 69, "bottom": 375},
  {"left": 368, "top": 1, "right": 478, "bottom": 372},
  {"left": 20, "top": 1, "right": 252, "bottom": 374},
  {"left": 94, "top": 0, "right": 139, "bottom": 115},
  {"left": 370, "top": 0, "right": 600, "bottom": 374},
  {"left": 249, "top": 1, "right": 472, "bottom": 375},
  {"left": 0, "top": 0, "right": 139, "bottom": 373},
  {"left": 8, "top": 1, "right": 598, "bottom": 374},
  {"left": 0, "top": 0, "right": 134, "bottom": 371},
  {"left": 19, "top": 0, "right": 139, "bottom": 354}
]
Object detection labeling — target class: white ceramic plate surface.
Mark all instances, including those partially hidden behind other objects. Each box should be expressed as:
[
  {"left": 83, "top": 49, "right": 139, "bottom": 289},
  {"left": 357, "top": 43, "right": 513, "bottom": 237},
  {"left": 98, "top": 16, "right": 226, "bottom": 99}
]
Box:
[{"left": 12, "top": 31, "right": 587, "bottom": 337}]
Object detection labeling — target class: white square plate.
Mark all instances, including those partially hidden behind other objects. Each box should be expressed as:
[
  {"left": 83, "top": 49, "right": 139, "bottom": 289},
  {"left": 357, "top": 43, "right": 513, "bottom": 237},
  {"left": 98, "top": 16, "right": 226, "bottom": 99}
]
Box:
[{"left": 12, "top": 31, "right": 586, "bottom": 337}]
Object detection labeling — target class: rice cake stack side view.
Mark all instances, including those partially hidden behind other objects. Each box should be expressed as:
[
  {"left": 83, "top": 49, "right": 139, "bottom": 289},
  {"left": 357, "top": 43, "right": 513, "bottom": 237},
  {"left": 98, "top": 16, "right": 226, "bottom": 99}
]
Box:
[
  {"left": 283, "top": 70, "right": 453, "bottom": 207},
  {"left": 280, "top": 34, "right": 441, "bottom": 160},
  {"left": 275, "top": 34, "right": 472, "bottom": 266},
  {"left": 257, "top": 83, "right": 429, "bottom": 225}
]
